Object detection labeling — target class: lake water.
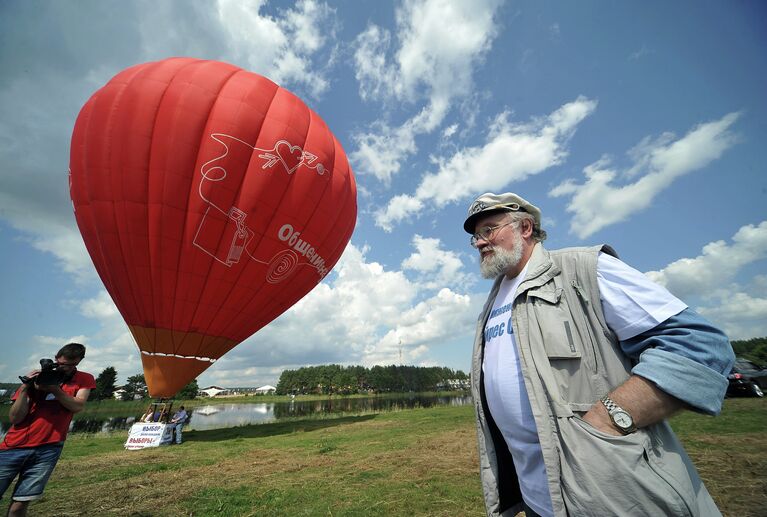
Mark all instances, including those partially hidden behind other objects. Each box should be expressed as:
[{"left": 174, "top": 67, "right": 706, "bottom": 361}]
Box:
[{"left": 0, "top": 394, "right": 472, "bottom": 436}]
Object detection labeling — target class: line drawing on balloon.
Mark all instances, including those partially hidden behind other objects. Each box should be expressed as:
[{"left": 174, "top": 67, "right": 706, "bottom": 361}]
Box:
[{"left": 193, "top": 133, "right": 329, "bottom": 283}]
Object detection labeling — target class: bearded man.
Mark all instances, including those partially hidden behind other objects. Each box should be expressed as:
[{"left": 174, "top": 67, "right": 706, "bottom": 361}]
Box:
[{"left": 466, "top": 192, "right": 734, "bottom": 517}]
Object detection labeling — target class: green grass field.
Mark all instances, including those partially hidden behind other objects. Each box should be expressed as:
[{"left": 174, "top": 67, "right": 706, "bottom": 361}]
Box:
[{"left": 2, "top": 398, "right": 764, "bottom": 516}]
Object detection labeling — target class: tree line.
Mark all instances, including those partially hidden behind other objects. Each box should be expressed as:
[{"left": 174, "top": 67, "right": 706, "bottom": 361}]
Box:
[
  {"left": 275, "top": 364, "right": 469, "bottom": 395},
  {"left": 2, "top": 336, "right": 764, "bottom": 405},
  {"left": 90, "top": 367, "right": 198, "bottom": 401},
  {"left": 732, "top": 337, "right": 767, "bottom": 367}
]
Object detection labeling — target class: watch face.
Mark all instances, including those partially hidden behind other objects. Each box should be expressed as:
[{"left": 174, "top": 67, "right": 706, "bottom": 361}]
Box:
[{"left": 613, "top": 410, "right": 633, "bottom": 428}]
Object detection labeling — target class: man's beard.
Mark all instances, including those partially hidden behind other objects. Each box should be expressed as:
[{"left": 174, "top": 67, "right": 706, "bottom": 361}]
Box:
[{"left": 480, "top": 237, "right": 523, "bottom": 279}]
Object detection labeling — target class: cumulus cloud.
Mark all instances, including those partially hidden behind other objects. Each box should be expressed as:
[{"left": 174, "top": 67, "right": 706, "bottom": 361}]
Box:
[
  {"left": 19, "top": 291, "right": 147, "bottom": 384},
  {"left": 363, "top": 288, "right": 476, "bottom": 365},
  {"left": 63, "top": 241, "right": 477, "bottom": 387},
  {"left": 0, "top": 1, "right": 339, "bottom": 284},
  {"left": 213, "top": 242, "right": 476, "bottom": 378},
  {"left": 355, "top": 0, "right": 501, "bottom": 103},
  {"left": 402, "top": 235, "right": 472, "bottom": 289},
  {"left": 646, "top": 220, "right": 767, "bottom": 300},
  {"left": 375, "top": 96, "right": 598, "bottom": 230},
  {"left": 351, "top": 0, "right": 503, "bottom": 182},
  {"left": 697, "top": 292, "right": 767, "bottom": 341},
  {"left": 216, "top": 0, "right": 338, "bottom": 98},
  {"left": 646, "top": 220, "right": 767, "bottom": 340},
  {"left": 550, "top": 112, "right": 741, "bottom": 238}
]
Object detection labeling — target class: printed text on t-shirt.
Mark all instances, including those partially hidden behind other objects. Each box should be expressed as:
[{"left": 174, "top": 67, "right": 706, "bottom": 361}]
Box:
[{"left": 485, "top": 302, "right": 514, "bottom": 343}]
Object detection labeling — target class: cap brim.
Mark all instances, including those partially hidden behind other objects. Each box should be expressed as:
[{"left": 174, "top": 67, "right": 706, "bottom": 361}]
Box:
[{"left": 463, "top": 207, "right": 512, "bottom": 234}]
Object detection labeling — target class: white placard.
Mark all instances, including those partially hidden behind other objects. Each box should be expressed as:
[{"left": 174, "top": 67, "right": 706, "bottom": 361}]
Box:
[{"left": 124, "top": 423, "right": 175, "bottom": 450}]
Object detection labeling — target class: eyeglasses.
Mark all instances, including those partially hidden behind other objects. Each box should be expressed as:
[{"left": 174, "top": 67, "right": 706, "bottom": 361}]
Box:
[{"left": 470, "top": 221, "right": 516, "bottom": 248}]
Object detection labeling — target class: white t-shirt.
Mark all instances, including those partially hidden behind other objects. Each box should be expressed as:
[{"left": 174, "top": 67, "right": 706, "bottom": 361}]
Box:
[{"left": 482, "top": 252, "right": 687, "bottom": 516}]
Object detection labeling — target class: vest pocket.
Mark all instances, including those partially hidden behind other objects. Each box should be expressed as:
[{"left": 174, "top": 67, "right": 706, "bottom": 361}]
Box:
[
  {"left": 529, "top": 288, "right": 581, "bottom": 360},
  {"left": 529, "top": 287, "right": 604, "bottom": 407},
  {"left": 558, "top": 417, "right": 696, "bottom": 517}
]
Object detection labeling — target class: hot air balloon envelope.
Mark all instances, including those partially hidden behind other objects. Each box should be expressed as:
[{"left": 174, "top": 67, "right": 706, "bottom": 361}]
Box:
[{"left": 70, "top": 58, "right": 357, "bottom": 397}]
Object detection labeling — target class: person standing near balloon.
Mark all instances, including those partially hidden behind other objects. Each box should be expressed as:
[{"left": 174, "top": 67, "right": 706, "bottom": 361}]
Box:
[
  {"left": 170, "top": 406, "right": 188, "bottom": 444},
  {"left": 0, "top": 343, "right": 95, "bottom": 517},
  {"left": 465, "top": 193, "right": 733, "bottom": 516}
]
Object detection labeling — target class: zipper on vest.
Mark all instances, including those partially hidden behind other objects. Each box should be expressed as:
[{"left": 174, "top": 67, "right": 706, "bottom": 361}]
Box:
[{"left": 571, "top": 280, "right": 600, "bottom": 374}]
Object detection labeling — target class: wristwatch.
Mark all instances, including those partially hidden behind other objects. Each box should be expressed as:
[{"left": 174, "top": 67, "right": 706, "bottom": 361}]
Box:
[{"left": 600, "top": 395, "right": 636, "bottom": 434}]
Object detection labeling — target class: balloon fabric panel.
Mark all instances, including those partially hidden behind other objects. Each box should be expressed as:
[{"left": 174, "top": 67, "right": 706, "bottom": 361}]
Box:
[{"left": 70, "top": 58, "right": 357, "bottom": 397}]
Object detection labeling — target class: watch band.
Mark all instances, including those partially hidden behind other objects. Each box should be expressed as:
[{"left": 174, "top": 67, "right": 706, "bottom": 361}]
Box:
[
  {"left": 600, "top": 395, "right": 636, "bottom": 434},
  {"left": 600, "top": 395, "right": 621, "bottom": 413}
]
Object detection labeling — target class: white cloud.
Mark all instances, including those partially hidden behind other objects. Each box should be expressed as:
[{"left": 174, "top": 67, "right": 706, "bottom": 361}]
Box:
[
  {"left": 363, "top": 288, "right": 475, "bottom": 365},
  {"left": 71, "top": 291, "right": 144, "bottom": 383},
  {"left": 355, "top": 0, "right": 501, "bottom": 103},
  {"left": 24, "top": 290, "right": 143, "bottom": 385},
  {"left": 402, "top": 235, "right": 471, "bottom": 289},
  {"left": 646, "top": 220, "right": 767, "bottom": 340},
  {"left": 375, "top": 97, "right": 598, "bottom": 230},
  {"left": 350, "top": 0, "right": 503, "bottom": 182},
  {"left": 61, "top": 241, "right": 478, "bottom": 387},
  {"left": 351, "top": 93, "right": 451, "bottom": 185},
  {"left": 80, "top": 291, "right": 120, "bottom": 320},
  {"left": 393, "top": 0, "right": 501, "bottom": 101},
  {"left": 215, "top": 0, "right": 337, "bottom": 98},
  {"left": 697, "top": 292, "right": 767, "bottom": 341},
  {"left": 214, "top": 242, "right": 476, "bottom": 377},
  {"left": 349, "top": 119, "right": 420, "bottom": 186},
  {"left": 0, "top": 1, "right": 340, "bottom": 285},
  {"left": 442, "top": 124, "right": 458, "bottom": 139},
  {"left": 550, "top": 112, "right": 741, "bottom": 238},
  {"left": 354, "top": 24, "right": 397, "bottom": 102},
  {"left": 647, "top": 220, "right": 767, "bottom": 300}
]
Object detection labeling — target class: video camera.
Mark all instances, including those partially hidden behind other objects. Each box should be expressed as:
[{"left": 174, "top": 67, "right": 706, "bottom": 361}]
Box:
[{"left": 19, "top": 358, "right": 71, "bottom": 386}]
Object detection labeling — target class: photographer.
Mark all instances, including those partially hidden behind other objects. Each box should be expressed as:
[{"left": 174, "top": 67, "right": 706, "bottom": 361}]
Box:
[{"left": 0, "top": 343, "right": 95, "bottom": 517}]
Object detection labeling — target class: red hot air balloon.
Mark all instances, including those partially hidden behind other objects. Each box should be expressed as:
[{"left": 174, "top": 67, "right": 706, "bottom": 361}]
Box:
[{"left": 69, "top": 58, "right": 357, "bottom": 397}]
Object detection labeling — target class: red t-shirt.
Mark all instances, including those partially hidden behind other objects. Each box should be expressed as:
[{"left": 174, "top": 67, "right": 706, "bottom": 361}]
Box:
[{"left": 1, "top": 370, "right": 96, "bottom": 449}]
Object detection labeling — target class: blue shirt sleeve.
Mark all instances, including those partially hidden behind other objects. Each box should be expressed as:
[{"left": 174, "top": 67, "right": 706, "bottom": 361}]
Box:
[{"left": 621, "top": 308, "right": 735, "bottom": 415}]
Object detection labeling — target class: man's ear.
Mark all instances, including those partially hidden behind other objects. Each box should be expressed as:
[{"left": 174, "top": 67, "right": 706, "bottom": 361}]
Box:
[{"left": 521, "top": 218, "right": 534, "bottom": 238}]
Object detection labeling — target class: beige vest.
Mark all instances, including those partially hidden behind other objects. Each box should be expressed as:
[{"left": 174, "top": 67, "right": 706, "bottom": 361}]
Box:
[{"left": 471, "top": 243, "right": 720, "bottom": 517}]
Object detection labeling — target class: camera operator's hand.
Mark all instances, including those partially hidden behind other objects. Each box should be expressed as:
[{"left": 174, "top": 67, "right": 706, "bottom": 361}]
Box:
[
  {"left": 10, "top": 376, "right": 36, "bottom": 424},
  {"left": 20, "top": 369, "right": 41, "bottom": 389}
]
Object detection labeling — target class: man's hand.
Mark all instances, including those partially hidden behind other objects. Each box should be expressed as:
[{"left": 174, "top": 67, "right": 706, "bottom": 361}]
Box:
[
  {"left": 582, "top": 375, "right": 684, "bottom": 436},
  {"left": 582, "top": 401, "right": 622, "bottom": 436},
  {"left": 48, "top": 386, "right": 90, "bottom": 413}
]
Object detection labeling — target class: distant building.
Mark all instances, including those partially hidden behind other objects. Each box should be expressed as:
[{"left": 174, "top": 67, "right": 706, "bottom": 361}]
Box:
[
  {"left": 255, "top": 385, "right": 276, "bottom": 394},
  {"left": 199, "top": 385, "right": 230, "bottom": 397},
  {"left": 227, "top": 387, "right": 261, "bottom": 395},
  {"left": 113, "top": 388, "right": 142, "bottom": 400},
  {"left": 437, "top": 378, "right": 470, "bottom": 390}
]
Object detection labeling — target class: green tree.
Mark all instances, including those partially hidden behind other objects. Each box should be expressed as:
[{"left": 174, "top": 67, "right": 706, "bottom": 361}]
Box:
[
  {"left": 92, "top": 366, "right": 117, "bottom": 400},
  {"left": 731, "top": 337, "right": 767, "bottom": 367},
  {"left": 176, "top": 379, "right": 199, "bottom": 400},
  {"left": 121, "top": 373, "right": 147, "bottom": 401}
]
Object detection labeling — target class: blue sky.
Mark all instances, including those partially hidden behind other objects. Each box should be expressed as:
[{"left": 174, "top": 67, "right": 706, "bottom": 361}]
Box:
[{"left": 1, "top": 0, "right": 765, "bottom": 388}]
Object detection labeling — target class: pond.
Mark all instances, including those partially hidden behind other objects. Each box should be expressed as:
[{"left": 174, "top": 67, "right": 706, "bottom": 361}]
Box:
[{"left": 0, "top": 393, "right": 472, "bottom": 436}]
